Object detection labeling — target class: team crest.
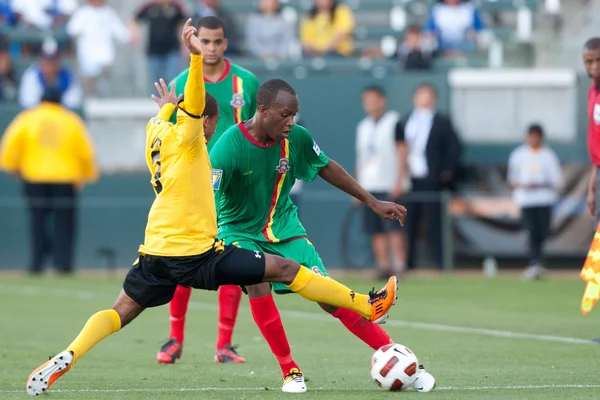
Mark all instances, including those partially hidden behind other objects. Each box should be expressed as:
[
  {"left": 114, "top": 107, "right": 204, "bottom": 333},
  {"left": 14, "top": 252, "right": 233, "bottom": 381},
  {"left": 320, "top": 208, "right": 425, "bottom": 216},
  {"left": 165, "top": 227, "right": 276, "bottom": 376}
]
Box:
[
  {"left": 230, "top": 93, "right": 245, "bottom": 109},
  {"left": 212, "top": 169, "right": 223, "bottom": 190},
  {"left": 311, "top": 266, "right": 324, "bottom": 276},
  {"left": 276, "top": 158, "right": 290, "bottom": 174}
]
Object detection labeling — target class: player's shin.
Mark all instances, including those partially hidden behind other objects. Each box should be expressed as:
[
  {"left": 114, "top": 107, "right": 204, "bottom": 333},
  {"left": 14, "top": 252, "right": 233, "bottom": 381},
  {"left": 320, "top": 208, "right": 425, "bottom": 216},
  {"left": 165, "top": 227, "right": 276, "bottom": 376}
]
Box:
[
  {"left": 249, "top": 292, "right": 300, "bottom": 376},
  {"left": 332, "top": 307, "right": 393, "bottom": 350},
  {"left": 66, "top": 309, "right": 122, "bottom": 362},
  {"left": 169, "top": 285, "right": 192, "bottom": 343},
  {"left": 286, "top": 266, "right": 372, "bottom": 319}
]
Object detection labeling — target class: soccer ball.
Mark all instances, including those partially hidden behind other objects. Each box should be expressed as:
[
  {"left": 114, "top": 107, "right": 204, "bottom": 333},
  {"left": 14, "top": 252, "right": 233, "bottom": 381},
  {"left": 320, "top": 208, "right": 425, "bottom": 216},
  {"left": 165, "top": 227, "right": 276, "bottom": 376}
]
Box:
[{"left": 370, "top": 343, "right": 419, "bottom": 391}]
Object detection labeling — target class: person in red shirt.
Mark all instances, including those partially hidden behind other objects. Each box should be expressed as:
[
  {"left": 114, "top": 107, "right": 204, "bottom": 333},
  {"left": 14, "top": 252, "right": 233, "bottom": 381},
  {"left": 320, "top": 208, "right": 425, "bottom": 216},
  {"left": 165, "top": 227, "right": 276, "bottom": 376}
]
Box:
[{"left": 584, "top": 37, "right": 600, "bottom": 229}]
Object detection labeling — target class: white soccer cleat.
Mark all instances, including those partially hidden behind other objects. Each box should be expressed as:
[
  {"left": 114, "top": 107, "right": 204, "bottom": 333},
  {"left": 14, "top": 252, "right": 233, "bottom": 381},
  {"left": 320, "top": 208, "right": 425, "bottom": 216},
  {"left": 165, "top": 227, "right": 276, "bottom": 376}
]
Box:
[
  {"left": 282, "top": 368, "right": 307, "bottom": 393},
  {"left": 26, "top": 351, "right": 74, "bottom": 396},
  {"left": 412, "top": 365, "right": 436, "bottom": 393}
]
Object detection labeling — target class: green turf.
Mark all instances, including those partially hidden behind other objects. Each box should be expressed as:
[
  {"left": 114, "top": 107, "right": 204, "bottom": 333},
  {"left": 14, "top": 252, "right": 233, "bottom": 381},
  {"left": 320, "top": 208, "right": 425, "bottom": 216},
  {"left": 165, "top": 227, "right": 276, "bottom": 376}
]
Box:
[{"left": 1, "top": 274, "right": 600, "bottom": 399}]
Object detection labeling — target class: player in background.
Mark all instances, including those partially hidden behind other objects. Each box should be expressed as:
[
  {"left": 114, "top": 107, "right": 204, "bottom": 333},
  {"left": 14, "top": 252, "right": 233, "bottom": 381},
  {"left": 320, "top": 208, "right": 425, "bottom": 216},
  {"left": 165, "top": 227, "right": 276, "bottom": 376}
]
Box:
[
  {"left": 210, "top": 79, "right": 408, "bottom": 392},
  {"left": 157, "top": 16, "right": 260, "bottom": 365},
  {"left": 25, "top": 21, "right": 400, "bottom": 396},
  {"left": 581, "top": 38, "right": 600, "bottom": 321}
]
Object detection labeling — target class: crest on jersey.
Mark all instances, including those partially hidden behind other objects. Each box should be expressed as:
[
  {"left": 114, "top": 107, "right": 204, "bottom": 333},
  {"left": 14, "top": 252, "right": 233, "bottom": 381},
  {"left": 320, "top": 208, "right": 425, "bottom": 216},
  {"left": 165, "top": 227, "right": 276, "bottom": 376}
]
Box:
[
  {"left": 230, "top": 93, "right": 245, "bottom": 109},
  {"left": 311, "top": 266, "right": 324, "bottom": 276},
  {"left": 276, "top": 158, "right": 290, "bottom": 174},
  {"left": 212, "top": 169, "right": 223, "bottom": 190}
]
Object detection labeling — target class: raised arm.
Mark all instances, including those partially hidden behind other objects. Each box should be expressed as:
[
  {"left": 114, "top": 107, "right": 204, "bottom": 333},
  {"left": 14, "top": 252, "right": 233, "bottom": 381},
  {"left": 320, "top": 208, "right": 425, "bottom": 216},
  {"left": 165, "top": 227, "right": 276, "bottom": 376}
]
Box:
[{"left": 180, "top": 18, "right": 205, "bottom": 118}]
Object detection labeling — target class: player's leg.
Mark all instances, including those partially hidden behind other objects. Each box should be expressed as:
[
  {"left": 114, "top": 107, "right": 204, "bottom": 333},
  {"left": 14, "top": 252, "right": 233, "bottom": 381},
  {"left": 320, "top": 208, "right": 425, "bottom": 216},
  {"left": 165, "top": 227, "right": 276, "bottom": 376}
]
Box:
[
  {"left": 364, "top": 194, "right": 392, "bottom": 279},
  {"left": 277, "top": 239, "right": 393, "bottom": 350},
  {"left": 157, "top": 285, "right": 191, "bottom": 364},
  {"left": 26, "top": 255, "right": 178, "bottom": 396},
  {"left": 208, "top": 245, "right": 397, "bottom": 324},
  {"left": 23, "top": 182, "right": 49, "bottom": 274},
  {"left": 246, "top": 282, "right": 305, "bottom": 393},
  {"left": 214, "top": 285, "right": 244, "bottom": 363}
]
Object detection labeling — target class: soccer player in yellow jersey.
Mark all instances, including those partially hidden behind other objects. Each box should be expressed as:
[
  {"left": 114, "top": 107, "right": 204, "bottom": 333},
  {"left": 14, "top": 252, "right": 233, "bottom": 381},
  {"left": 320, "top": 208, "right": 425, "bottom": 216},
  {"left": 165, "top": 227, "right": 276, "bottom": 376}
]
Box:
[{"left": 25, "top": 19, "right": 401, "bottom": 396}]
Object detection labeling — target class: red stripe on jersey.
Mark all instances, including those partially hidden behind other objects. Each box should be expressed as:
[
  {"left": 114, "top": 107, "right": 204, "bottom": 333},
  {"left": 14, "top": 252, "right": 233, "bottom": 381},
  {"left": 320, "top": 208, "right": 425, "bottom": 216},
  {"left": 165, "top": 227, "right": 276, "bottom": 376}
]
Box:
[
  {"left": 204, "top": 60, "right": 231, "bottom": 83},
  {"left": 262, "top": 140, "right": 288, "bottom": 242}
]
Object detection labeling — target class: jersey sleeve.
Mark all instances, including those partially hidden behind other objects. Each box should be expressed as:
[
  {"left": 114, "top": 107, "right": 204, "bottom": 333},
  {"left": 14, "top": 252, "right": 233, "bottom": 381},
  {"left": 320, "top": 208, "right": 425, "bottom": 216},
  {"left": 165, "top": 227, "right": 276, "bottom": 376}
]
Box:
[
  {"left": 209, "top": 136, "right": 235, "bottom": 215},
  {"left": 293, "top": 126, "right": 329, "bottom": 183},
  {"left": 175, "top": 54, "right": 205, "bottom": 148}
]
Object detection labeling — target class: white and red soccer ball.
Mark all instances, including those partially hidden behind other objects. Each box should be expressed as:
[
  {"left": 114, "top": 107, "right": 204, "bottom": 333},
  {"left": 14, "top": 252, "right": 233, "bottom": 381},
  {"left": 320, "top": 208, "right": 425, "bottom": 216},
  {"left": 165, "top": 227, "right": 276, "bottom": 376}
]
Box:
[{"left": 370, "top": 343, "right": 420, "bottom": 391}]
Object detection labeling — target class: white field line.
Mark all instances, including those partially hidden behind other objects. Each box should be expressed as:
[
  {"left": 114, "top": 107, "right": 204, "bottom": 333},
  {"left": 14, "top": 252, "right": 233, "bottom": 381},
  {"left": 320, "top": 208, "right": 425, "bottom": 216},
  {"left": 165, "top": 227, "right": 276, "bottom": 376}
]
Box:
[
  {"left": 0, "top": 284, "right": 594, "bottom": 346},
  {"left": 1, "top": 384, "right": 600, "bottom": 394}
]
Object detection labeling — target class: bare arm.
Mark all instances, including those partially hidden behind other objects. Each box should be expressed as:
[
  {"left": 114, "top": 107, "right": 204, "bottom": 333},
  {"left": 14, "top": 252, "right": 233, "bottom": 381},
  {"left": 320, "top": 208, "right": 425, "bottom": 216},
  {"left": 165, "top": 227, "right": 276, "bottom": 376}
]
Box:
[{"left": 319, "top": 159, "right": 406, "bottom": 223}]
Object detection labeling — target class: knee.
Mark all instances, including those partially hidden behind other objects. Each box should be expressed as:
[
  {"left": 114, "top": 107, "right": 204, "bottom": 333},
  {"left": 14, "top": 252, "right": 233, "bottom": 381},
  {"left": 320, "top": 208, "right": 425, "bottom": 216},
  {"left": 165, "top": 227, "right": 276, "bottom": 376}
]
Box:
[
  {"left": 246, "top": 282, "right": 272, "bottom": 299},
  {"left": 278, "top": 258, "right": 300, "bottom": 284},
  {"left": 319, "top": 302, "right": 338, "bottom": 315}
]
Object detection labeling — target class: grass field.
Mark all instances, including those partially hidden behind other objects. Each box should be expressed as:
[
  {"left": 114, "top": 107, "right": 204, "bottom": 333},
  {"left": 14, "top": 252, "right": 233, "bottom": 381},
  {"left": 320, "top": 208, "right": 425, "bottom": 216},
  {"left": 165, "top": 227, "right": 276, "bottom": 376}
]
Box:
[{"left": 1, "top": 273, "right": 600, "bottom": 399}]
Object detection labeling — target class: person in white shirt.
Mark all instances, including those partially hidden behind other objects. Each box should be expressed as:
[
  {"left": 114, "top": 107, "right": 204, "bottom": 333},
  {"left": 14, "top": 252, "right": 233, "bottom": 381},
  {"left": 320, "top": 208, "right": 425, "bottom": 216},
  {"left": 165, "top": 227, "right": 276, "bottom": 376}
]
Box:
[
  {"left": 11, "top": 0, "right": 77, "bottom": 29},
  {"left": 66, "top": 0, "right": 130, "bottom": 96},
  {"left": 508, "top": 124, "right": 562, "bottom": 280},
  {"left": 356, "top": 85, "right": 407, "bottom": 279},
  {"left": 395, "top": 84, "right": 462, "bottom": 271}
]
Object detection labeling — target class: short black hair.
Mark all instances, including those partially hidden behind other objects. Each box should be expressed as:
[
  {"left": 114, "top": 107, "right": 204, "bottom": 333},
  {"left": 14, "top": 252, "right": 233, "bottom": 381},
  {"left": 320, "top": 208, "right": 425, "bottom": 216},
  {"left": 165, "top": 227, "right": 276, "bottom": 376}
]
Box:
[
  {"left": 203, "top": 93, "right": 219, "bottom": 118},
  {"left": 256, "top": 79, "right": 296, "bottom": 107},
  {"left": 362, "top": 85, "right": 386, "bottom": 97},
  {"left": 196, "top": 16, "right": 227, "bottom": 37},
  {"left": 527, "top": 123, "right": 544, "bottom": 137},
  {"left": 585, "top": 37, "right": 600, "bottom": 52}
]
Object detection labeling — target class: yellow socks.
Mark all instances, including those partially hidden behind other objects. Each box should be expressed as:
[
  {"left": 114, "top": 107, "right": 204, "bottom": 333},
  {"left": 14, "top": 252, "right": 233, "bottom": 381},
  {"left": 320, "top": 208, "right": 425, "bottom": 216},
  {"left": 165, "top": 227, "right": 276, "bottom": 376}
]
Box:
[
  {"left": 66, "top": 309, "right": 122, "bottom": 362},
  {"left": 287, "top": 267, "right": 372, "bottom": 319}
]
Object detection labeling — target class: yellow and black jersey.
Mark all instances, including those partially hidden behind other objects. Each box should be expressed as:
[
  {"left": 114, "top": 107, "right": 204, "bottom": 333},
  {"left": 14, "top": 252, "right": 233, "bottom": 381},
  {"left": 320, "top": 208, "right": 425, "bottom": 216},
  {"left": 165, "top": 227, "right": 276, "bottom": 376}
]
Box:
[{"left": 139, "top": 53, "right": 217, "bottom": 257}]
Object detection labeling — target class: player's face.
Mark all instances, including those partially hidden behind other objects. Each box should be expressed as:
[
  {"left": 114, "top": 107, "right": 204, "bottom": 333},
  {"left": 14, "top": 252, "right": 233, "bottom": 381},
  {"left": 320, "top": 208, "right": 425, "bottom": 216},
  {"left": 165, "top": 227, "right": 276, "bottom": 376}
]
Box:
[
  {"left": 203, "top": 113, "right": 220, "bottom": 143},
  {"left": 315, "top": 0, "right": 333, "bottom": 11},
  {"left": 362, "top": 91, "right": 386, "bottom": 118},
  {"left": 260, "top": 91, "right": 299, "bottom": 141},
  {"left": 197, "top": 27, "right": 228, "bottom": 65},
  {"left": 583, "top": 48, "right": 600, "bottom": 82}
]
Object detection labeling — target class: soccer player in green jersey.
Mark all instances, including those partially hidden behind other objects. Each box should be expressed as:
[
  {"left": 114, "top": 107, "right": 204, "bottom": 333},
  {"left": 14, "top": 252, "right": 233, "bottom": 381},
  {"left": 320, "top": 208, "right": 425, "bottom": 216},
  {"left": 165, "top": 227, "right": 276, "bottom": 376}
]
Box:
[
  {"left": 210, "top": 79, "right": 408, "bottom": 393},
  {"left": 157, "top": 16, "right": 260, "bottom": 365}
]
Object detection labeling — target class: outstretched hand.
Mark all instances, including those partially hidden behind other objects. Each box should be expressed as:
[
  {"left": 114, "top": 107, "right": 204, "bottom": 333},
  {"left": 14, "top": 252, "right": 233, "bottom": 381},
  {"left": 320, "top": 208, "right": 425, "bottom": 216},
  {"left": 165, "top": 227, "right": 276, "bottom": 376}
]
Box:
[
  {"left": 182, "top": 18, "right": 202, "bottom": 55},
  {"left": 369, "top": 200, "right": 407, "bottom": 226},
  {"left": 151, "top": 79, "right": 181, "bottom": 108}
]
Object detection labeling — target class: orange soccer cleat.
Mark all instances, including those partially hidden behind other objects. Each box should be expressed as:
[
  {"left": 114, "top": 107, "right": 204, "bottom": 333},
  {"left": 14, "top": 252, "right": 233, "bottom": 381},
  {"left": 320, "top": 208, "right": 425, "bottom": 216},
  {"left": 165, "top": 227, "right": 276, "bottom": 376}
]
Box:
[
  {"left": 26, "top": 351, "right": 74, "bottom": 396},
  {"left": 368, "top": 276, "right": 398, "bottom": 324}
]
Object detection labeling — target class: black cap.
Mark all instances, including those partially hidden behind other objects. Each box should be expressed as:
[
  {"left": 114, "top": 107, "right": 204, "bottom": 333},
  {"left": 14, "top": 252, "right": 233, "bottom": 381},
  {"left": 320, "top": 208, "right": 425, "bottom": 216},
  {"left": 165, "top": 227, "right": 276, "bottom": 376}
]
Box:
[{"left": 41, "top": 87, "right": 63, "bottom": 104}]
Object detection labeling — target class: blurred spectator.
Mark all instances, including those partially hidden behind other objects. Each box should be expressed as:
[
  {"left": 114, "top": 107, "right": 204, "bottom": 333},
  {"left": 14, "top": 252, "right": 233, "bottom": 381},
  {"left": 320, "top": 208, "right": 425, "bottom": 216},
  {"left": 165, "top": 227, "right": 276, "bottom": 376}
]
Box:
[
  {"left": 508, "top": 124, "right": 562, "bottom": 281},
  {"left": 362, "top": 25, "right": 433, "bottom": 70},
  {"left": 396, "top": 25, "right": 433, "bottom": 70},
  {"left": 11, "top": 0, "right": 77, "bottom": 29},
  {"left": 395, "top": 84, "right": 461, "bottom": 270},
  {"left": 0, "top": 33, "right": 15, "bottom": 101},
  {"left": 1, "top": 0, "right": 16, "bottom": 26},
  {"left": 423, "top": 0, "right": 487, "bottom": 57},
  {"left": 245, "top": 0, "right": 294, "bottom": 60},
  {"left": 131, "top": 0, "right": 187, "bottom": 85},
  {"left": 18, "top": 48, "right": 82, "bottom": 109},
  {"left": 301, "top": 0, "right": 355, "bottom": 57},
  {"left": 66, "top": 0, "right": 129, "bottom": 97},
  {"left": 0, "top": 87, "right": 98, "bottom": 275},
  {"left": 192, "top": 0, "right": 241, "bottom": 55},
  {"left": 356, "top": 85, "right": 406, "bottom": 279}
]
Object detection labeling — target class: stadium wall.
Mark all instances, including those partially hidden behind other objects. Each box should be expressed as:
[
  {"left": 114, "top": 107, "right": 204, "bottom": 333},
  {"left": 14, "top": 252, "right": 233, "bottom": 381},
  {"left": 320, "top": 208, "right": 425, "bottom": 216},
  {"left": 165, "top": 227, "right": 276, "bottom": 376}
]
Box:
[{"left": 0, "top": 71, "right": 593, "bottom": 270}]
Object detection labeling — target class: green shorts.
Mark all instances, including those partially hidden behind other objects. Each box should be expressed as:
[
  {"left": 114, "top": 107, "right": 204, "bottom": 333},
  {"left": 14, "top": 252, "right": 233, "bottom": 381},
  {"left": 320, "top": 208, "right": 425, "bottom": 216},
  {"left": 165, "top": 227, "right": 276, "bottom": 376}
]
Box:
[{"left": 222, "top": 236, "right": 328, "bottom": 294}]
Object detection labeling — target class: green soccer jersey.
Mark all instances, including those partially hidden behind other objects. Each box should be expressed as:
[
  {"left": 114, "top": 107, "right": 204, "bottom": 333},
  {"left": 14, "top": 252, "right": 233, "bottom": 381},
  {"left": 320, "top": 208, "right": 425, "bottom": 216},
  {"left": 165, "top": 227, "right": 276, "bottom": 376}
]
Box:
[
  {"left": 169, "top": 60, "right": 260, "bottom": 152},
  {"left": 210, "top": 123, "right": 329, "bottom": 243}
]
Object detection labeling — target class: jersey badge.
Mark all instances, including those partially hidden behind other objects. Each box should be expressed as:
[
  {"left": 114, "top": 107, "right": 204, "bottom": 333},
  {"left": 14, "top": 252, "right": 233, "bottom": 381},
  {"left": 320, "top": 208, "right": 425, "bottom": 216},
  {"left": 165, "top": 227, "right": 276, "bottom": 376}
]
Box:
[
  {"left": 276, "top": 158, "right": 290, "bottom": 174},
  {"left": 230, "top": 93, "right": 245, "bottom": 109},
  {"left": 313, "top": 141, "right": 321, "bottom": 155},
  {"left": 212, "top": 169, "right": 223, "bottom": 190}
]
